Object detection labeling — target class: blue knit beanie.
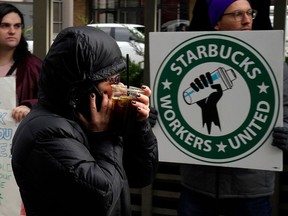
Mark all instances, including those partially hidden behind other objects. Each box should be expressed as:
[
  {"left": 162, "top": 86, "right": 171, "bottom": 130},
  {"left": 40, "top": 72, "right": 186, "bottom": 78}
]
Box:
[{"left": 206, "top": 0, "right": 236, "bottom": 28}]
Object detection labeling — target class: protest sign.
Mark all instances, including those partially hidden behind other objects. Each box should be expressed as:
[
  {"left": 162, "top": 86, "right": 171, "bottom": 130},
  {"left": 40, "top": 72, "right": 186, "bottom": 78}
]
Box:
[
  {"left": 0, "top": 77, "right": 22, "bottom": 215},
  {"left": 150, "top": 31, "right": 284, "bottom": 171}
]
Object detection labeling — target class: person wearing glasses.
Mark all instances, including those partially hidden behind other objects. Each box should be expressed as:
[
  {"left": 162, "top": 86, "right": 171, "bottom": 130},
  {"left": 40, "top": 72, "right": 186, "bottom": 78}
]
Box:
[
  {"left": 11, "top": 26, "right": 158, "bottom": 215},
  {"left": 178, "top": 0, "right": 288, "bottom": 215},
  {"left": 211, "top": 1, "right": 257, "bottom": 31},
  {"left": 0, "top": 3, "right": 42, "bottom": 122}
]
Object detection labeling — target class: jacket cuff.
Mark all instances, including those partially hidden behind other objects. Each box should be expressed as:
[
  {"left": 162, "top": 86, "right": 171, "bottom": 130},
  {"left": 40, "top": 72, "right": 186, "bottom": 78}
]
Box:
[{"left": 135, "top": 119, "right": 151, "bottom": 134}]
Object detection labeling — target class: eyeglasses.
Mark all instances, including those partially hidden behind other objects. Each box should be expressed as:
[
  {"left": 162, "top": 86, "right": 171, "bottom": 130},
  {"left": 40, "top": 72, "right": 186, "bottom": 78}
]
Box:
[
  {"left": 222, "top": 9, "right": 257, "bottom": 21},
  {"left": 105, "top": 74, "right": 120, "bottom": 84},
  {"left": 0, "top": 22, "right": 23, "bottom": 30}
]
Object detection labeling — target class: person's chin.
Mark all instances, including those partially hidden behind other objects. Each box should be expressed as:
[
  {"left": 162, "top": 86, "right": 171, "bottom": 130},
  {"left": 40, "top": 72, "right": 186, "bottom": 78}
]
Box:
[{"left": 6, "top": 40, "right": 19, "bottom": 47}]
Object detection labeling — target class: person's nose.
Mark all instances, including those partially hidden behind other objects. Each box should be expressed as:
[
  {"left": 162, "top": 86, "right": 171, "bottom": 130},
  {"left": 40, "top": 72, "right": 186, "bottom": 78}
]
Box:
[
  {"left": 241, "top": 13, "right": 252, "bottom": 24},
  {"left": 8, "top": 26, "right": 16, "bottom": 34}
]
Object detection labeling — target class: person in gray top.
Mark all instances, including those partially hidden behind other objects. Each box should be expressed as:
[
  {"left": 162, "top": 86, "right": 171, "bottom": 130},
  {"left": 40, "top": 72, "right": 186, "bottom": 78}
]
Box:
[{"left": 178, "top": 0, "right": 288, "bottom": 215}]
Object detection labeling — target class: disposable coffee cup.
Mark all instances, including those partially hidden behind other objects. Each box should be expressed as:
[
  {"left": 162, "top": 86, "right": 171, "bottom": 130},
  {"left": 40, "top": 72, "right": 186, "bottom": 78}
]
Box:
[{"left": 110, "top": 84, "right": 144, "bottom": 135}]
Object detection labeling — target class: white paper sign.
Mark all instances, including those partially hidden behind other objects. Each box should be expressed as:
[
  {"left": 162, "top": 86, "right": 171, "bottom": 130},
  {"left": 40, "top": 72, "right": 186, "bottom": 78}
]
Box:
[
  {"left": 150, "top": 30, "right": 284, "bottom": 171},
  {"left": 0, "top": 77, "right": 22, "bottom": 215}
]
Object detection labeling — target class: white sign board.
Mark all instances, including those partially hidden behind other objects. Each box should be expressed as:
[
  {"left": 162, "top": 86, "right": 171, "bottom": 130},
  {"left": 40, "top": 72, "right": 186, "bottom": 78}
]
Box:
[
  {"left": 150, "top": 31, "right": 284, "bottom": 171},
  {"left": 0, "top": 77, "right": 22, "bottom": 215}
]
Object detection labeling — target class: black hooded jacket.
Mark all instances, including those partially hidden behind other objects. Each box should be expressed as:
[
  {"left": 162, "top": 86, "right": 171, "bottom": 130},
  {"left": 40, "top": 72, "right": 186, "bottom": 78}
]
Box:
[{"left": 11, "top": 26, "right": 158, "bottom": 216}]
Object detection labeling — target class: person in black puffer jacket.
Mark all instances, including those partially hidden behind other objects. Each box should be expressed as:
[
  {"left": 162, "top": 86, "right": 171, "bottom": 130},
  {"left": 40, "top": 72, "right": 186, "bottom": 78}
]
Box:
[{"left": 11, "top": 26, "right": 158, "bottom": 216}]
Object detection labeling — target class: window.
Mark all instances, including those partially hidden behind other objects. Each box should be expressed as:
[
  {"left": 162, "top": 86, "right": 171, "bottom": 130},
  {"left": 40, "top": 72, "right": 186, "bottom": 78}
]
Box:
[
  {"left": 114, "top": 27, "right": 131, "bottom": 42},
  {"left": 53, "top": 0, "right": 63, "bottom": 38}
]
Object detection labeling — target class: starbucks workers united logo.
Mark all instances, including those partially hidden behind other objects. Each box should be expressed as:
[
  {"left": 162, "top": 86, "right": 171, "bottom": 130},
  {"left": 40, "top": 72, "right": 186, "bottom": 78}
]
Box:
[{"left": 153, "top": 34, "right": 280, "bottom": 163}]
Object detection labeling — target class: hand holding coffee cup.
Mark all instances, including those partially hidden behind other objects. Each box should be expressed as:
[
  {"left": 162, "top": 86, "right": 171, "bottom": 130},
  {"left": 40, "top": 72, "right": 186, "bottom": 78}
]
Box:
[{"left": 111, "top": 84, "right": 150, "bottom": 135}]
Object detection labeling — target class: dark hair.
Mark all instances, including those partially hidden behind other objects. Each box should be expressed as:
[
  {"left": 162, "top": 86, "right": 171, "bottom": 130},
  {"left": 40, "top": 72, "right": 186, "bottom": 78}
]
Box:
[{"left": 0, "top": 3, "right": 29, "bottom": 62}]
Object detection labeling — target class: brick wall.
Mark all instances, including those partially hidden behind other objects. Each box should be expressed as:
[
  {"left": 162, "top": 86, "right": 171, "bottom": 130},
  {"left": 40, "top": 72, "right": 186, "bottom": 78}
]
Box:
[{"left": 73, "top": 0, "right": 90, "bottom": 26}]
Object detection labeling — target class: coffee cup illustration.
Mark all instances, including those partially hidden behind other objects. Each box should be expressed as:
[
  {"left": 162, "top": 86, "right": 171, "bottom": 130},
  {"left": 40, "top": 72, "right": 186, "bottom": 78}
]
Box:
[{"left": 183, "top": 67, "right": 237, "bottom": 105}]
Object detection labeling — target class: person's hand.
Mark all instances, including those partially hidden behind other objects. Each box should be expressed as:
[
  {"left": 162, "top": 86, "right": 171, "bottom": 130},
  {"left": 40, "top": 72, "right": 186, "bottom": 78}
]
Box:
[
  {"left": 149, "top": 106, "right": 158, "bottom": 127},
  {"left": 77, "top": 92, "right": 112, "bottom": 132},
  {"left": 131, "top": 85, "right": 151, "bottom": 122},
  {"left": 12, "top": 105, "right": 31, "bottom": 122},
  {"left": 272, "top": 127, "right": 288, "bottom": 152}
]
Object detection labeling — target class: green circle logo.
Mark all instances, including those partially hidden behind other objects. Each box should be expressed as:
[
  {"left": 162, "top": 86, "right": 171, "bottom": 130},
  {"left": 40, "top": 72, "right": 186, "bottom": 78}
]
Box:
[{"left": 153, "top": 34, "right": 280, "bottom": 163}]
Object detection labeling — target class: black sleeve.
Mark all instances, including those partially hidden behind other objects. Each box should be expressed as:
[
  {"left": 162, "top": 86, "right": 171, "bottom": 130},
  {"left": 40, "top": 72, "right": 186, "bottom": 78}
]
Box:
[{"left": 122, "top": 119, "right": 159, "bottom": 188}]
